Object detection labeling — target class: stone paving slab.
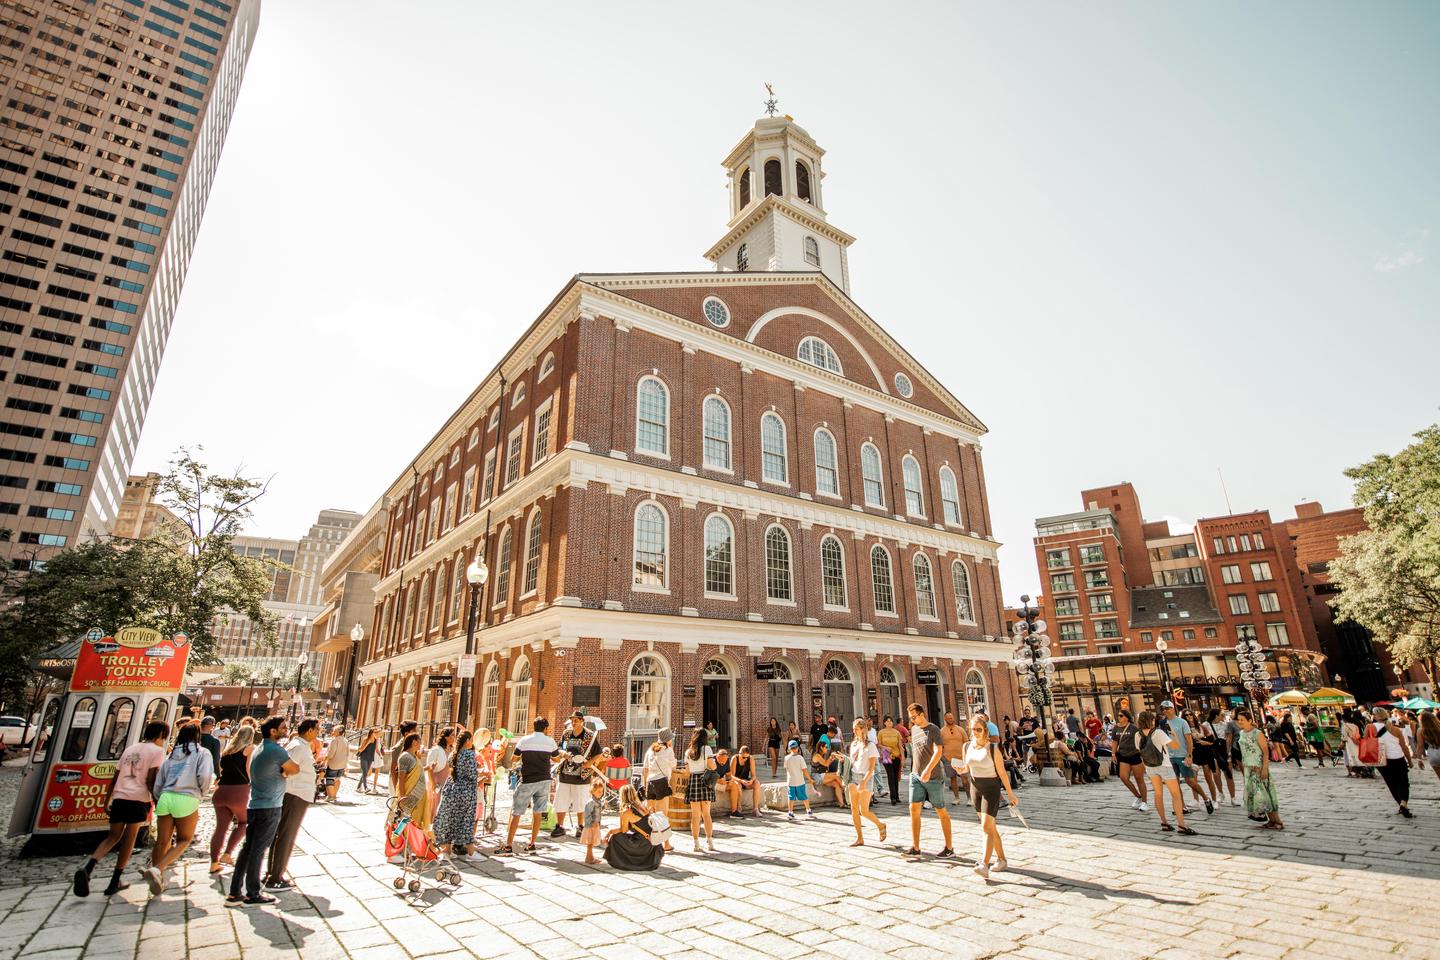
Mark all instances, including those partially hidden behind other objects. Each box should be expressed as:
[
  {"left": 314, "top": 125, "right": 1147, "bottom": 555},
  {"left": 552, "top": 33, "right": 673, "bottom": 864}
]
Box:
[{"left": 2, "top": 760, "right": 1437, "bottom": 958}]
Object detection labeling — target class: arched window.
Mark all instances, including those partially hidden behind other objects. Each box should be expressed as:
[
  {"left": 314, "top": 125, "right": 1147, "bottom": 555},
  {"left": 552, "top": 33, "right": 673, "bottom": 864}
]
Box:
[
  {"left": 738, "top": 166, "right": 751, "bottom": 208},
  {"left": 965, "top": 669, "right": 989, "bottom": 717},
  {"left": 952, "top": 560, "right": 975, "bottom": 623},
  {"left": 820, "top": 535, "right": 846, "bottom": 608},
  {"left": 913, "top": 552, "right": 937, "bottom": 618},
  {"left": 635, "top": 376, "right": 669, "bottom": 456},
  {"left": 939, "top": 466, "right": 962, "bottom": 526},
  {"left": 760, "top": 412, "right": 788, "bottom": 484},
  {"left": 797, "top": 336, "right": 842, "bottom": 374},
  {"left": 803, "top": 235, "right": 820, "bottom": 266},
  {"left": 822, "top": 659, "right": 856, "bottom": 730},
  {"left": 538, "top": 352, "right": 555, "bottom": 381},
  {"left": 522, "top": 509, "right": 543, "bottom": 595},
  {"left": 871, "top": 545, "right": 895, "bottom": 614},
  {"left": 861, "top": 442, "right": 885, "bottom": 507},
  {"left": 510, "top": 382, "right": 526, "bottom": 409},
  {"left": 628, "top": 654, "right": 669, "bottom": 734},
  {"left": 736, "top": 243, "right": 748, "bottom": 272},
  {"left": 493, "top": 528, "right": 512, "bottom": 607},
  {"left": 795, "top": 160, "right": 812, "bottom": 201},
  {"left": 764, "top": 158, "right": 782, "bottom": 197},
  {"left": 813, "top": 428, "right": 839, "bottom": 496},
  {"left": 902, "top": 455, "right": 925, "bottom": 516},
  {"left": 878, "top": 666, "right": 903, "bottom": 723},
  {"left": 633, "top": 501, "right": 668, "bottom": 589},
  {"left": 767, "top": 659, "right": 796, "bottom": 728},
  {"left": 703, "top": 513, "right": 734, "bottom": 596},
  {"left": 467, "top": 427, "right": 480, "bottom": 450},
  {"left": 508, "top": 658, "right": 531, "bottom": 733},
  {"left": 480, "top": 662, "right": 500, "bottom": 733},
  {"left": 765, "top": 525, "right": 792, "bottom": 601},
  {"left": 702, "top": 396, "right": 731, "bottom": 470}
]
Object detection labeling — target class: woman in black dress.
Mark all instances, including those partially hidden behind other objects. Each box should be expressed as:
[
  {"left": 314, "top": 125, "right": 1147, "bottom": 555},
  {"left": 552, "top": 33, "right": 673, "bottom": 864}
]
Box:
[
  {"left": 603, "top": 785, "right": 664, "bottom": 871},
  {"left": 765, "top": 718, "right": 782, "bottom": 777}
]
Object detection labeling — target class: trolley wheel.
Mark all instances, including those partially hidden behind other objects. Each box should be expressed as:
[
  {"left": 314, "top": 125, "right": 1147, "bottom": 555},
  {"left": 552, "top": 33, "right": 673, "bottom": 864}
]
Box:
[
  {"left": 451, "top": 871, "right": 463, "bottom": 885},
  {"left": 408, "top": 879, "right": 421, "bottom": 893},
  {"left": 392, "top": 877, "right": 405, "bottom": 890}
]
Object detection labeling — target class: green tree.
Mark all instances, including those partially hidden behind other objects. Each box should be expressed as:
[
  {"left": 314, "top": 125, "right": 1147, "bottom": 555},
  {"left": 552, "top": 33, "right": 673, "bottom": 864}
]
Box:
[
  {"left": 0, "top": 449, "right": 281, "bottom": 710},
  {"left": 221, "top": 662, "right": 256, "bottom": 685},
  {"left": 1329, "top": 424, "right": 1440, "bottom": 683}
]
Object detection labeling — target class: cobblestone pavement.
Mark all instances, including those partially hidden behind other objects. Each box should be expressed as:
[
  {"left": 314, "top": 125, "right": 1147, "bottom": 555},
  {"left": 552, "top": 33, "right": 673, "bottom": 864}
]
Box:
[{"left": 2, "top": 758, "right": 1438, "bottom": 959}]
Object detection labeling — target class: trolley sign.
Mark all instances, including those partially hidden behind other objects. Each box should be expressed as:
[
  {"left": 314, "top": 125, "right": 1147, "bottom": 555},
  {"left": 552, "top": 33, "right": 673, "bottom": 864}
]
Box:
[{"left": 70, "top": 627, "right": 191, "bottom": 694}]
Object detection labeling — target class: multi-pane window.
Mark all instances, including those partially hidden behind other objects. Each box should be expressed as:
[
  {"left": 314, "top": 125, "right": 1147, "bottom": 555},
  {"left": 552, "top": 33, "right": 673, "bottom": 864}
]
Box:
[
  {"left": 636, "top": 377, "right": 669, "bottom": 456},
  {"left": 413, "top": 511, "right": 427, "bottom": 556},
  {"left": 1258, "top": 591, "right": 1280, "bottom": 613},
  {"left": 1204, "top": 627, "right": 1219, "bottom": 639},
  {"left": 1094, "top": 619, "right": 1121, "bottom": 639},
  {"left": 797, "top": 336, "right": 842, "bottom": 374},
  {"left": 1239, "top": 535, "right": 1252, "bottom": 551},
  {"left": 803, "top": 235, "right": 820, "bottom": 266},
  {"left": 493, "top": 529, "right": 512, "bottom": 607},
  {"left": 765, "top": 526, "right": 792, "bottom": 601},
  {"left": 939, "top": 467, "right": 961, "bottom": 525},
  {"left": 761, "top": 412, "right": 788, "bottom": 484},
  {"left": 820, "top": 536, "right": 846, "bottom": 608},
  {"left": 427, "top": 501, "right": 441, "bottom": 544},
  {"left": 703, "top": 514, "right": 733, "bottom": 596},
  {"left": 1235, "top": 623, "right": 1257, "bottom": 641},
  {"left": 1052, "top": 596, "right": 1079, "bottom": 617},
  {"left": 449, "top": 557, "right": 465, "bottom": 623},
  {"left": 950, "top": 564, "right": 973, "bottom": 624},
  {"left": 1059, "top": 621, "right": 1084, "bottom": 642},
  {"left": 1254, "top": 532, "right": 1265, "bottom": 550},
  {"left": 405, "top": 587, "right": 419, "bottom": 638},
  {"left": 481, "top": 663, "right": 500, "bottom": 733},
  {"left": 1266, "top": 622, "right": 1290, "bottom": 646},
  {"left": 480, "top": 451, "right": 496, "bottom": 505},
  {"left": 1090, "top": 593, "right": 1115, "bottom": 613},
  {"left": 901, "top": 456, "right": 924, "bottom": 516},
  {"left": 860, "top": 443, "right": 884, "bottom": 507},
  {"left": 913, "top": 553, "right": 937, "bottom": 618},
  {"left": 504, "top": 427, "right": 524, "bottom": 486},
  {"left": 702, "top": 396, "right": 731, "bottom": 470},
  {"left": 1046, "top": 548, "right": 1071, "bottom": 569},
  {"left": 429, "top": 572, "right": 444, "bottom": 631},
  {"left": 633, "top": 503, "right": 667, "bottom": 589},
  {"left": 1228, "top": 594, "right": 1250, "bottom": 616},
  {"left": 461, "top": 467, "right": 477, "bottom": 518},
  {"left": 1221, "top": 564, "right": 1242, "bottom": 584},
  {"left": 1212, "top": 537, "right": 1225, "bottom": 555},
  {"left": 1078, "top": 544, "right": 1105, "bottom": 565},
  {"left": 442, "top": 483, "right": 458, "bottom": 532},
  {"left": 522, "top": 510, "right": 543, "bottom": 595},
  {"left": 1051, "top": 573, "right": 1076, "bottom": 593},
  {"left": 871, "top": 546, "right": 895, "bottom": 614},
  {"left": 1250, "top": 561, "right": 1272, "bottom": 581},
  {"left": 1083, "top": 569, "right": 1110, "bottom": 589},
  {"left": 532, "top": 401, "right": 552, "bottom": 463},
  {"left": 813, "top": 429, "right": 839, "bottom": 495}
]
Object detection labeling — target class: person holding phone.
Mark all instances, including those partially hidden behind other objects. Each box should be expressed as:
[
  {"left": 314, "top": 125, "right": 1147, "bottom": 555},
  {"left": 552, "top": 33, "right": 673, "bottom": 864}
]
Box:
[{"left": 954, "top": 714, "right": 1017, "bottom": 879}]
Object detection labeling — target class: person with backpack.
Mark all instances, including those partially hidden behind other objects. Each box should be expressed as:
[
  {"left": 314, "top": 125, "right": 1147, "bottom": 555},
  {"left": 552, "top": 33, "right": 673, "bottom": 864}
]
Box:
[
  {"left": 1234, "top": 708, "right": 1283, "bottom": 830},
  {"left": 1113, "top": 709, "right": 1148, "bottom": 812},
  {"left": 1369, "top": 707, "right": 1415, "bottom": 818},
  {"left": 142, "top": 721, "right": 215, "bottom": 896},
  {"left": 954, "top": 714, "right": 1018, "bottom": 879},
  {"left": 1136, "top": 710, "right": 1195, "bottom": 836},
  {"left": 602, "top": 784, "right": 664, "bottom": 871}
]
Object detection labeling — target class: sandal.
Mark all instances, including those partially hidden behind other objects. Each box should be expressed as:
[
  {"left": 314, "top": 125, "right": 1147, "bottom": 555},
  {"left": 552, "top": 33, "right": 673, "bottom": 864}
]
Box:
[
  {"left": 904, "top": 847, "right": 923, "bottom": 856},
  {"left": 1178, "top": 826, "right": 1197, "bottom": 836},
  {"left": 849, "top": 840, "right": 864, "bottom": 847},
  {"left": 497, "top": 845, "right": 513, "bottom": 855},
  {"left": 878, "top": 823, "right": 887, "bottom": 843},
  {"left": 1159, "top": 823, "right": 1174, "bottom": 832},
  {"left": 524, "top": 843, "right": 538, "bottom": 853}
]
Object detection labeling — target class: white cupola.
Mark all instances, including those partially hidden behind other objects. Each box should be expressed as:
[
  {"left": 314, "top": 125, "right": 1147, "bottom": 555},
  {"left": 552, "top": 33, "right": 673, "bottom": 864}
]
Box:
[{"left": 703, "top": 116, "right": 855, "bottom": 293}]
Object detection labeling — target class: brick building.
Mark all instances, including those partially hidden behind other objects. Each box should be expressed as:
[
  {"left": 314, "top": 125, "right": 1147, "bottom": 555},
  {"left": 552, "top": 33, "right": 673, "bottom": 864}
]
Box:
[
  {"left": 1027, "top": 483, "right": 1327, "bottom": 718},
  {"left": 353, "top": 115, "right": 1016, "bottom": 749}
]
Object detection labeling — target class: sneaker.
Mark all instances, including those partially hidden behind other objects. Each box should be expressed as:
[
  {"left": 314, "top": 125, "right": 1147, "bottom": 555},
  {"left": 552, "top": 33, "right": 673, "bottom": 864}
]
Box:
[
  {"left": 141, "top": 866, "right": 162, "bottom": 896},
  {"left": 1228, "top": 796, "right": 1240, "bottom": 807},
  {"left": 73, "top": 868, "right": 91, "bottom": 898},
  {"left": 102, "top": 880, "right": 129, "bottom": 897},
  {"left": 973, "top": 863, "right": 990, "bottom": 878},
  {"left": 1138, "top": 802, "right": 1149, "bottom": 813},
  {"left": 786, "top": 812, "right": 796, "bottom": 821},
  {"left": 551, "top": 826, "right": 567, "bottom": 838},
  {"left": 936, "top": 848, "right": 955, "bottom": 859},
  {"left": 995, "top": 858, "right": 1007, "bottom": 872},
  {"left": 1129, "top": 798, "right": 1140, "bottom": 810},
  {"left": 243, "top": 894, "right": 278, "bottom": 905},
  {"left": 807, "top": 812, "right": 818, "bottom": 820},
  {"left": 1204, "top": 800, "right": 1214, "bottom": 815}
]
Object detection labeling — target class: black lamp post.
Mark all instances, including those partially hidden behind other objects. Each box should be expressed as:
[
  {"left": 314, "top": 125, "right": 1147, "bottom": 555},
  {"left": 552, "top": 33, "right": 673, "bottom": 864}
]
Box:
[
  {"left": 1010, "top": 594, "right": 1058, "bottom": 781},
  {"left": 342, "top": 623, "right": 363, "bottom": 724},
  {"left": 288, "top": 651, "right": 308, "bottom": 725},
  {"left": 454, "top": 555, "right": 489, "bottom": 725}
]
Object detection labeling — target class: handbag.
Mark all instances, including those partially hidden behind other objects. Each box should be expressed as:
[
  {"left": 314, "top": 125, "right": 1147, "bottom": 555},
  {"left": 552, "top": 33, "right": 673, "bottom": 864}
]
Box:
[{"left": 1357, "top": 724, "right": 1382, "bottom": 766}]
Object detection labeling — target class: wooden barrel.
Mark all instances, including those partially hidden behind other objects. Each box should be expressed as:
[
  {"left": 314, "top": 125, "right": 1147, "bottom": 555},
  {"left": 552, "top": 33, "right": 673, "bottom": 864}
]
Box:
[{"left": 665, "top": 768, "right": 692, "bottom": 831}]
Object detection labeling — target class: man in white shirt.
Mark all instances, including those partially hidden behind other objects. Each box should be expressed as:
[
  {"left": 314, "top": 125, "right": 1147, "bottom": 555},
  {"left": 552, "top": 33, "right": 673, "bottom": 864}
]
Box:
[{"left": 264, "top": 718, "right": 319, "bottom": 888}]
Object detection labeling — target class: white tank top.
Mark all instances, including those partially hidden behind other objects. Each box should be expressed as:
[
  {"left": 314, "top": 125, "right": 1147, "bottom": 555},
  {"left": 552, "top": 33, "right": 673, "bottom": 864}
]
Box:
[{"left": 964, "top": 740, "right": 999, "bottom": 778}]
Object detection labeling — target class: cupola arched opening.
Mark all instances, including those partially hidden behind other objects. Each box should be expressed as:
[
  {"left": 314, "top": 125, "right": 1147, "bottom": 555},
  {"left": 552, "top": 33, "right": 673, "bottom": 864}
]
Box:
[
  {"left": 764, "top": 159, "right": 782, "bottom": 197},
  {"left": 795, "top": 160, "right": 812, "bottom": 202}
]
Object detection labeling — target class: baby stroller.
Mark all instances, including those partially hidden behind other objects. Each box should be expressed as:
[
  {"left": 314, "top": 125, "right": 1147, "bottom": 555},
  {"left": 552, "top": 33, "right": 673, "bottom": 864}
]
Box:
[{"left": 385, "top": 798, "right": 462, "bottom": 894}]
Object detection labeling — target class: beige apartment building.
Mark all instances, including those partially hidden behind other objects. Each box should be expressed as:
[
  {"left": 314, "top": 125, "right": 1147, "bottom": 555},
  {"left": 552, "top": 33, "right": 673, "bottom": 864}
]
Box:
[{"left": 0, "top": 0, "right": 261, "bottom": 568}]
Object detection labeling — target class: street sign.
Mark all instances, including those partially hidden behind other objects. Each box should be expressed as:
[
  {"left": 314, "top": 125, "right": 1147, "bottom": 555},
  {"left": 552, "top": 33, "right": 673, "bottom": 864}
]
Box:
[
  {"left": 427, "top": 675, "right": 454, "bottom": 690},
  {"left": 457, "top": 654, "right": 477, "bottom": 679}
]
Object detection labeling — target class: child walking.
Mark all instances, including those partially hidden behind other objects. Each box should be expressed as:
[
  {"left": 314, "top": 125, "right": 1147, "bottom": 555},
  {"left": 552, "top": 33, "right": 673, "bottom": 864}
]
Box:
[
  {"left": 783, "top": 740, "right": 818, "bottom": 820},
  {"left": 582, "top": 777, "right": 605, "bottom": 865}
]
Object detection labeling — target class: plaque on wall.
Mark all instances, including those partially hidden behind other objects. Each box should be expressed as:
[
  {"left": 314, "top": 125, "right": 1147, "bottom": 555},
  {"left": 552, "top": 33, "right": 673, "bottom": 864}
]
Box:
[
  {"left": 573, "top": 685, "right": 600, "bottom": 708},
  {"left": 682, "top": 683, "right": 697, "bottom": 728},
  {"left": 427, "top": 675, "right": 454, "bottom": 690},
  {"left": 916, "top": 669, "right": 939, "bottom": 685},
  {"left": 755, "top": 662, "right": 777, "bottom": 680}
]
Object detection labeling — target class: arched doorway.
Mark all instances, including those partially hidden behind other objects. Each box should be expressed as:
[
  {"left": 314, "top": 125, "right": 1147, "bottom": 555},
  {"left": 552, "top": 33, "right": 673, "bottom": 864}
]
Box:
[
  {"left": 921, "top": 667, "right": 946, "bottom": 723},
  {"left": 767, "top": 659, "right": 797, "bottom": 731},
  {"left": 628, "top": 654, "right": 670, "bottom": 755},
  {"left": 701, "top": 657, "right": 734, "bottom": 749},
  {"left": 508, "top": 658, "right": 531, "bottom": 734},
  {"left": 823, "top": 659, "right": 857, "bottom": 731},
  {"left": 965, "top": 669, "right": 990, "bottom": 719},
  {"left": 879, "top": 665, "right": 903, "bottom": 723}
]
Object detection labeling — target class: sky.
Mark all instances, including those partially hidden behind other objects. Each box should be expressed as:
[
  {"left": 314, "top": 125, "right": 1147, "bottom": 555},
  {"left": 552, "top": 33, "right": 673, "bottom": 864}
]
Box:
[{"left": 132, "top": 1, "right": 1440, "bottom": 602}]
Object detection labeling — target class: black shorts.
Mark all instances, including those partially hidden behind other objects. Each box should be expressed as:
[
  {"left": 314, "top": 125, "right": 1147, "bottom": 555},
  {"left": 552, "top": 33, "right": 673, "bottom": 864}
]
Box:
[
  {"left": 109, "top": 798, "right": 150, "bottom": 825},
  {"left": 645, "top": 778, "right": 672, "bottom": 801},
  {"left": 1117, "top": 754, "right": 1143, "bottom": 767}
]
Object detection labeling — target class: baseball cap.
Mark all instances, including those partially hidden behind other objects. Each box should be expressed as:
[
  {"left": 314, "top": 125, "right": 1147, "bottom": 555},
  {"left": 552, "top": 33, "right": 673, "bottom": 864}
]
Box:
[
  {"left": 788, "top": 739, "right": 799, "bottom": 749},
  {"left": 1160, "top": 700, "right": 1174, "bottom": 709}
]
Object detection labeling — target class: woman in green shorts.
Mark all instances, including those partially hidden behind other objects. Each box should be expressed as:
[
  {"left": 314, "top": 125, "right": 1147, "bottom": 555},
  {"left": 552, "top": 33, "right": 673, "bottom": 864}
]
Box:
[{"left": 142, "top": 721, "right": 215, "bottom": 896}]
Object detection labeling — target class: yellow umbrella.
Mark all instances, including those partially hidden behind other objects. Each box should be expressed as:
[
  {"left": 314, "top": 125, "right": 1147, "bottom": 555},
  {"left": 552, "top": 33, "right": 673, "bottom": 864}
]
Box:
[
  {"left": 1267, "top": 689, "right": 1310, "bottom": 706},
  {"left": 1308, "top": 687, "right": 1355, "bottom": 705}
]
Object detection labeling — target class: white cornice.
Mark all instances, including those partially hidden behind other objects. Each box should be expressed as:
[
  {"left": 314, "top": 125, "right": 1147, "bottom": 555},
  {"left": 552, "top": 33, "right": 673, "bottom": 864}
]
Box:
[
  {"left": 356, "top": 604, "right": 1009, "bottom": 684},
  {"left": 705, "top": 194, "right": 855, "bottom": 261}
]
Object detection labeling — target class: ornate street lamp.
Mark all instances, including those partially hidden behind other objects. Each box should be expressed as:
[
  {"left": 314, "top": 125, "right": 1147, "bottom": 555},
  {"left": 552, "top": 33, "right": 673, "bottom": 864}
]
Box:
[
  {"left": 289, "top": 651, "right": 309, "bottom": 724},
  {"left": 1011, "top": 595, "right": 1062, "bottom": 784},
  {"left": 454, "top": 556, "right": 489, "bottom": 724},
  {"left": 340, "top": 623, "right": 364, "bottom": 725},
  {"left": 1236, "top": 637, "right": 1272, "bottom": 720}
]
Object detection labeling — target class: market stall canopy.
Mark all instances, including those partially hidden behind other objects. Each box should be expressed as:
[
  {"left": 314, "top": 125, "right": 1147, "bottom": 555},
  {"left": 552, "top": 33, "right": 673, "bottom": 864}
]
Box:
[
  {"left": 31, "top": 636, "right": 82, "bottom": 681},
  {"left": 1268, "top": 690, "right": 1311, "bottom": 706},
  {"left": 1308, "top": 687, "right": 1356, "bottom": 705},
  {"left": 1395, "top": 696, "right": 1440, "bottom": 710}
]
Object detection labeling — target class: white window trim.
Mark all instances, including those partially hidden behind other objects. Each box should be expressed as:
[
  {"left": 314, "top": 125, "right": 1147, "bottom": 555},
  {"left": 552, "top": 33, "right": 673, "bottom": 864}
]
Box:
[
  {"left": 813, "top": 426, "right": 840, "bottom": 498},
  {"left": 763, "top": 522, "right": 794, "bottom": 603},
  {"left": 701, "top": 511, "right": 736, "bottom": 600},
  {"left": 632, "top": 499, "right": 670, "bottom": 594},
  {"left": 635, "top": 375, "right": 671, "bottom": 460},
  {"left": 503, "top": 423, "right": 527, "bottom": 488},
  {"left": 537, "top": 352, "right": 556, "bottom": 381},
  {"left": 701, "top": 394, "right": 733, "bottom": 473},
  {"left": 797, "top": 335, "right": 843, "bottom": 375},
  {"left": 901, "top": 455, "right": 926, "bottom": 518},
  {"left": 467, "top": 427, "right": 480, "bottom": 450},
  {"left": 870, "top": 544, "right": 897, "bottom": 616},
  {"left": 759, "top": 411, "right": 789, "bottom": 486},
  {"left": 510, "top": 382, "right": 527, "bottom": 409},
  {"left": 819, "top": 535, "right": 848, "bottom": 612},
  {"left": 913, "top": 552, "right": 939, "bottom": 622},
  {"left": 701, "top": 295, "right": 731, "bottom": 329},
  {"left": 491, "top": 529, "right": 513, "bottom": 609},
  {"left": 519, "top": 507, "right": 543, "bottom": 600},
  {"left": 532, "top": 397, "right": 554, "bottom": 465},
  {"left": 938, "top": 465, "right": 963, "bottom": 528},
  {"left": 860, "top": 442, "right": 885, "bottom": 509}
]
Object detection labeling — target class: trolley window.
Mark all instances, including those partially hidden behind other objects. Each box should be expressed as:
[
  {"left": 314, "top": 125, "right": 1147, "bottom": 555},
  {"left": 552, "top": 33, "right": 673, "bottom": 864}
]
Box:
[
  {"left": 97, "top": 697, "right": 135, "bottom": 761},
  {"left": 61, "top": 696, "right": 98, "bottom": 762}
]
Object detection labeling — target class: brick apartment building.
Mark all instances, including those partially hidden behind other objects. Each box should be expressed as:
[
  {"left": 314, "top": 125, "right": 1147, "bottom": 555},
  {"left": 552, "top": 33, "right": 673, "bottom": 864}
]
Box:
[
  {"left": 352, "top": 115, "right": 1016, "bottom": 750},
  {"left": 1024, "top": 483, "right": 1328, "bottom": 718}
]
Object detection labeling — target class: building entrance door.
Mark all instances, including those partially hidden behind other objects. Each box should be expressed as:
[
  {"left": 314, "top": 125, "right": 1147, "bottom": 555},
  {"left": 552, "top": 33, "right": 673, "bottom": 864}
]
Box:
[{"left": 701, "top": 658, "right": 734, "bottom": 748}]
